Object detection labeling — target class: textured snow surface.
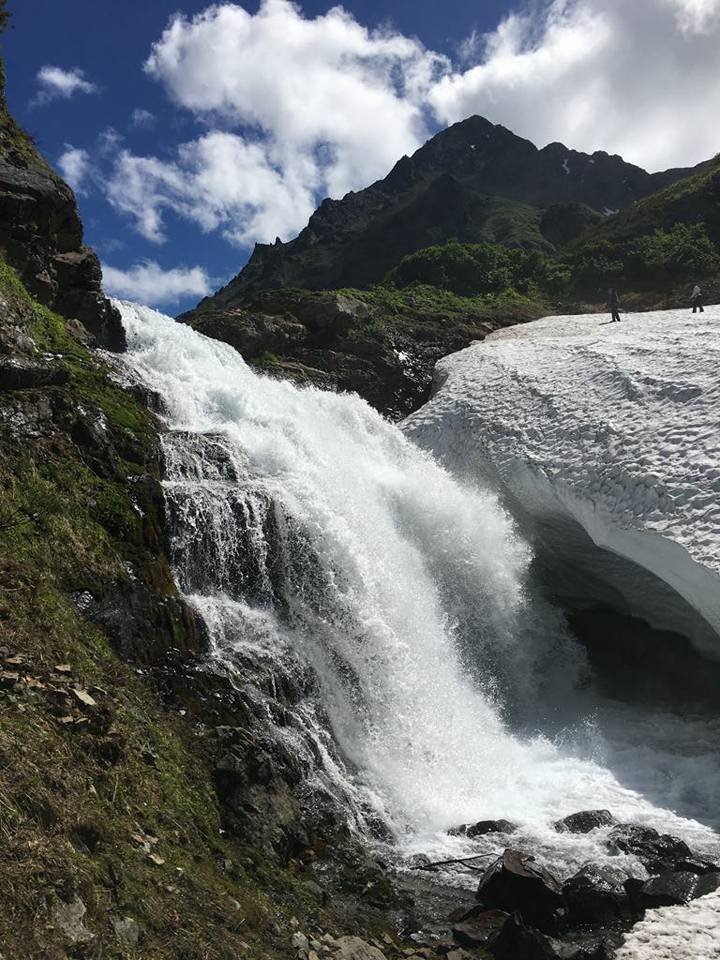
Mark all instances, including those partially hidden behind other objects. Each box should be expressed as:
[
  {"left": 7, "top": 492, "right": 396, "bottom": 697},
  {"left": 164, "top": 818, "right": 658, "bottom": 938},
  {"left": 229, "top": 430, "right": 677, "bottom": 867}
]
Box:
[
  {"left": 405, "top": 306, "right": 720, "bottom": 655},
  {"left": 616, "top": 890, "right": 720, "bottom": 959}
]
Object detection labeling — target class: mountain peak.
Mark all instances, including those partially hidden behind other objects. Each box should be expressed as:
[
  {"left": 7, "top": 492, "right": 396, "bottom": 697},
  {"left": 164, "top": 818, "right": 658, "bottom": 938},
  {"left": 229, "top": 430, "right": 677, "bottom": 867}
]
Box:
[{"left": 183, "top": 117, "right": 701, "bottom": 311}]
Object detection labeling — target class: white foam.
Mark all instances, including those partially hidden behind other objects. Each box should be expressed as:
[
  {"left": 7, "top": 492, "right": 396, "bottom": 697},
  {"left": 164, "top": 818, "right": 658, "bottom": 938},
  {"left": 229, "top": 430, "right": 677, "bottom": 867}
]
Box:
[{"left": 616, "top": 890, "right": 720, "bottom": 959}]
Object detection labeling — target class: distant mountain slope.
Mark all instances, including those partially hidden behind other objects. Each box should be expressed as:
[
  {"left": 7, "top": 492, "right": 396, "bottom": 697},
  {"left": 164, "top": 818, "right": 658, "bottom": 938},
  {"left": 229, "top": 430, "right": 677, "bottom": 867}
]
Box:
[
  {"left": 188, "top": 115, "right": 700, "bottom": 311},
  {"left": 568, "top": 154, "right": 720, "bottom": 254},
  {"left": 562, "top": 154, "right": 720, "bottom": 293}
]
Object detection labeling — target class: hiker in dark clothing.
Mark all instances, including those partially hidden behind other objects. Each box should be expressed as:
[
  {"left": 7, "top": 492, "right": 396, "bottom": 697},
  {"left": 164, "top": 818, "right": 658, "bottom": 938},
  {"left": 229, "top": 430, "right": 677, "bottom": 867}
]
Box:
[
  {"left": 691, "top": 284, "right": 704, "bottom": 313},
  {"left": 608, "top": 287, "right": 621, "bottom": 323}
]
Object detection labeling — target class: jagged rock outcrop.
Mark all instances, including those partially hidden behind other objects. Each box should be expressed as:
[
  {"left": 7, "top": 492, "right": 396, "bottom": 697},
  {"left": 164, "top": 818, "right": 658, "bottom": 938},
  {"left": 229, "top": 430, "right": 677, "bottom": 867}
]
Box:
[{"left": 0, "top": 79, "right": 124, "bottom": 349}]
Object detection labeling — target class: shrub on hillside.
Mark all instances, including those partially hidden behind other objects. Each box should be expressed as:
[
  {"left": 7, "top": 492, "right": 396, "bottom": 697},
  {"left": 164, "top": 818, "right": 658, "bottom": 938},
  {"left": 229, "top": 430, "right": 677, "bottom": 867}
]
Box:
[
  {"left": 387, "top": 240, "right": 568, "bottom": 297},
  {"left": 566, "top": 223, "right": 720, "bottom": 290}
]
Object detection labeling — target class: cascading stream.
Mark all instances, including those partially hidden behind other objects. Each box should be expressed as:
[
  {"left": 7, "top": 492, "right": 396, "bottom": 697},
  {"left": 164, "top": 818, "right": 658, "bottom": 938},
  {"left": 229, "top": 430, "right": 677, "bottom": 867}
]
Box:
[{"left": 118, "top": 300, "right": 719, "bottom": 876}]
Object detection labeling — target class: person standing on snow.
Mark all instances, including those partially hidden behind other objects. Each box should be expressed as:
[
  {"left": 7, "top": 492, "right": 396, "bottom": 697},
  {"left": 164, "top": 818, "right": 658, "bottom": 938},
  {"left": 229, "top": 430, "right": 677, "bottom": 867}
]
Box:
[
  {"left": 691, "top": 284, "right": 704, "bottom": 313},
  {"left": 608, "top": 287, "right": 621, "bottom": 323}
]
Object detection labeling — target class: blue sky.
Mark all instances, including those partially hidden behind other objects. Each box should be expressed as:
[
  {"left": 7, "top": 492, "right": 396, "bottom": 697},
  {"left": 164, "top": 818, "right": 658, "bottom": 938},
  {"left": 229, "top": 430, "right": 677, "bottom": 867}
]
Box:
[{"left": 3, "top": 0, "right": 720, "bottom": 313}]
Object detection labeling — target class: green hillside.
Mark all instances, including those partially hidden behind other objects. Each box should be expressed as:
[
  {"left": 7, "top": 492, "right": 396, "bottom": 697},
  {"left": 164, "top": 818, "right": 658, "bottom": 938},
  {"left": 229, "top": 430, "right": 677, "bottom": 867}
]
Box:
[{"left": 560, "top": 155, "right": 720, "bottom": 293}]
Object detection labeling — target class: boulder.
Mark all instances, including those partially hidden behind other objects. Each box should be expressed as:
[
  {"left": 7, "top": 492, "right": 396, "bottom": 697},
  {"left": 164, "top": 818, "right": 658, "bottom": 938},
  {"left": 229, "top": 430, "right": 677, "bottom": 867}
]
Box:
[
  {"left": 332, "top": 936, "right": 387, "bottom": 960},
  {"left": 554, "top": 811, "right": 616, "bottom": 834},
  {"left": 489, "top": 914, "right": 611, "bottom": 960},
  {"left": 449, "top": 818, "right": 517, "bottom": 838},
  {"left": 0, "top": 356, "right": 69, "bottom": 392},
  {"left": 562, "top": 863, "right": 632, "bottom": 924},
  {"left": 468, "top": 819, "right": 518, "bottom": 838},
  {"left": 635, "top": 871, "right": 699, "bottom": 908},
  {"left": 111, "top": 916, "right": 141, "bottom": 948},
  {"left": 633, "top": 870, "right": 720, "bottom": 909},
  {"left": 476, "top": 849, "right": 564, "bottom": 932},
  {"left": 452, "top": 909, "right": 508, "bottom": 947},
  {"left": 51, "top": 895, "right": 94, "bottom": 944},
  {"left": 674, "top": 856, "right": 720, "bottom": 875},
  {"left": 0, "top": 150, "right": 125, "bottom": 349},
  {"left": 607, "top": 824, "right": 692, "bottom": 873}
]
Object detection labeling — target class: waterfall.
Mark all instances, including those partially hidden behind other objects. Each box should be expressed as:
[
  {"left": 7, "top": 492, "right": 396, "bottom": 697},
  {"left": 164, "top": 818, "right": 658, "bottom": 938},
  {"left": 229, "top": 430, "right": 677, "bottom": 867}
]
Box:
[{"left": 118, "top": 300, "right": 718, "bottom": 874}]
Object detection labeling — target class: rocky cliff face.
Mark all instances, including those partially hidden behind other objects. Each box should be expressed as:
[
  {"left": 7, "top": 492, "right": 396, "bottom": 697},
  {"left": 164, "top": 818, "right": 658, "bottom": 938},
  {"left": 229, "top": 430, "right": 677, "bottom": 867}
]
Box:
[
  {"left": 194, "top": 115, "right": 700, "bottom": 304},
  {"left": 0, "top": 78, "right": 124, "bottom": 350}
]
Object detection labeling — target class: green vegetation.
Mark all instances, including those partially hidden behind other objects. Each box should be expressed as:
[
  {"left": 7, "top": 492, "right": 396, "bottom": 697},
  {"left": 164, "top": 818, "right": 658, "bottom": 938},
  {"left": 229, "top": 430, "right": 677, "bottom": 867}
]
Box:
[
  {"left": 364, "top": 158, "right": 720, "bottom": 304},
  {"left": 386, "top": 239, "right": 570, "bottom": 298},
  {"left": 561, "top": 156, "right": 720, "bottom": 293},
  {"left": 252, "top": 350, "right": 283, "bottom": 368},
  {"left": 563, "top": 222, "right": 720, "bottom": 291},
  {"left": 0, "top": 261, "right": 359, "bottom": 958},
  {"left": 375, "top": 167, "right": 720, "bottom": 305}
]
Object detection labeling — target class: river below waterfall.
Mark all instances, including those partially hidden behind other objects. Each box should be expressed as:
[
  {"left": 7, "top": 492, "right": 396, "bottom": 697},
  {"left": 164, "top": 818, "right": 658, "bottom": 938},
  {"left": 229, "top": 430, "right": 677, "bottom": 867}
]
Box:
[{"left": 117, "top": 300, "right": 719, "bottom": 883}]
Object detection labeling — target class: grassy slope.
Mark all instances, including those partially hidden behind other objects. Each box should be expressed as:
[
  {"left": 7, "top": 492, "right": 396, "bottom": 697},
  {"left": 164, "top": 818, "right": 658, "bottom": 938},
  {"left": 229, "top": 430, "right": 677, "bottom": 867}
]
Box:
[
  {"left": 570, "top": 155, "right": 720, "bottom": 250},
  {"left": 559, "top": 155, "right": 720, "bottom": 300},
  {"left": 0, "top": 262, "right": 350, "bottom": 960}
]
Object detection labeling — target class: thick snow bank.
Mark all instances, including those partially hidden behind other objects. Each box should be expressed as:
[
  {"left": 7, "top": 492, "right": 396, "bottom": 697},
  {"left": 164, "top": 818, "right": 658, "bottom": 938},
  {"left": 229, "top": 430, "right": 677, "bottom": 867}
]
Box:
[
  {"left": 616, "top": 889, "right": 720, "bottom": 959},
  {"left": 404, "top": 305, "right": 720, "bottom": 656}
]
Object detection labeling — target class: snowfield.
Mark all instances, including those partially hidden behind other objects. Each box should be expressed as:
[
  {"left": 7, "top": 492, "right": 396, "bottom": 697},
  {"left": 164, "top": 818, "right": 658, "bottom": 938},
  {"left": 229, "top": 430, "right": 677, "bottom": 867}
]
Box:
[
  {"left": 404, "top": 305, "right": 720, "bottom": 657},
  {"left": 615, "top": 889, "right": 720, "bottom": 959}
]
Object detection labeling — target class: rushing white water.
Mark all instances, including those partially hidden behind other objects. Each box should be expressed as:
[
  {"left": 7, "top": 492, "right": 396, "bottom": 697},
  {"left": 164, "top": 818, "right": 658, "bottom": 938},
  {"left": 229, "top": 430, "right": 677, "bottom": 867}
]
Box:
[{"left": 117, "top": 300, "right": 718, "bottom": 876}]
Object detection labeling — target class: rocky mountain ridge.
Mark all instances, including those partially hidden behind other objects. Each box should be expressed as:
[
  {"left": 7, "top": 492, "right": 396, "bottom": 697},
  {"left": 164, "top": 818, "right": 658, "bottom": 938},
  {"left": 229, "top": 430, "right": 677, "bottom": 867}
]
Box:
[{"left": 196, "top": 115, "right": 702, "bottom": 304}]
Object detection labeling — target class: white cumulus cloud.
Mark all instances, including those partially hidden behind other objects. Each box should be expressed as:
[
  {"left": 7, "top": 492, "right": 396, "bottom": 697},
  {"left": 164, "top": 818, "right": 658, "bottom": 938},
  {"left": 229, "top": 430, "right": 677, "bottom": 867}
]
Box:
[
  {"left": 102, "top": 0, "right": 445, "bottom": 247},
  {"left": 105, "top": 131, "right": 316, "bottom": 246},
  {"left": 32, "top": 66, "right": 98, "bottom": 106},
  {"left": 429, "top": 0, "right": 720, "bottom": 172},
  {"left": 101, "top": 260, "right": 212, "bottom": 306},
  {"left": 57, "top": 146, "right": 92, "bottom": 194}
]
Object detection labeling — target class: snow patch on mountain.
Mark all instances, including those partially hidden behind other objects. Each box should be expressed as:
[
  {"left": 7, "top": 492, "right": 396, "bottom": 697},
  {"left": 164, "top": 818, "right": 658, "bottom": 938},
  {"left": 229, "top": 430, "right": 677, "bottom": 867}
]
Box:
[{"left": 404, "top": 305, "right": 720, "bottom": 656}]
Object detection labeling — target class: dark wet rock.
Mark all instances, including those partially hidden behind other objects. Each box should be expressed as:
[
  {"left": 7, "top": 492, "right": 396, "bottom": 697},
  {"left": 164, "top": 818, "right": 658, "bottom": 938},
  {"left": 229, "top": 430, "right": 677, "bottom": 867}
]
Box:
[
  {"left": 476, "top": 849, "right": 564, "bottom": 932},
  {"left": 0, "top": 355, "right": 69, "bottom": 392},
  {"left": 180, "top": 285, "right": 527, "bottom": 420},
  {"left": 452, "top": 909, "right": 508, "bottom": 947},
  {"left": 607, "top": 824, "right": 692, "bottom": 873},
  {"left": 449, "top": 818, "right": 517, "bottom": 838},
  {"left": 634, "top": 871, "right": 698, "bottom": 908},
  {"left": 554, "top": 811, "right": 616, "bottom": 834},
  {"left": 489, "top": 914, "right": 612, "bottom": 960},
  {"left": 82, "top": 579, "right": 206, "bottom": 665},
  {"left": 674, "top": 856, "right": 720, "bottom": 875},
  {"left": 632, "top": 870, "right": 720, "bottom": 909},
  {"left": 149, "top": 648, "right": 352, "bottom": 862},
  {"left": 695, "top": 872, "right": 720, "bottom": 897},
  {"left": 562, "top": 864, "right": 633, "bottom": 924}
]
